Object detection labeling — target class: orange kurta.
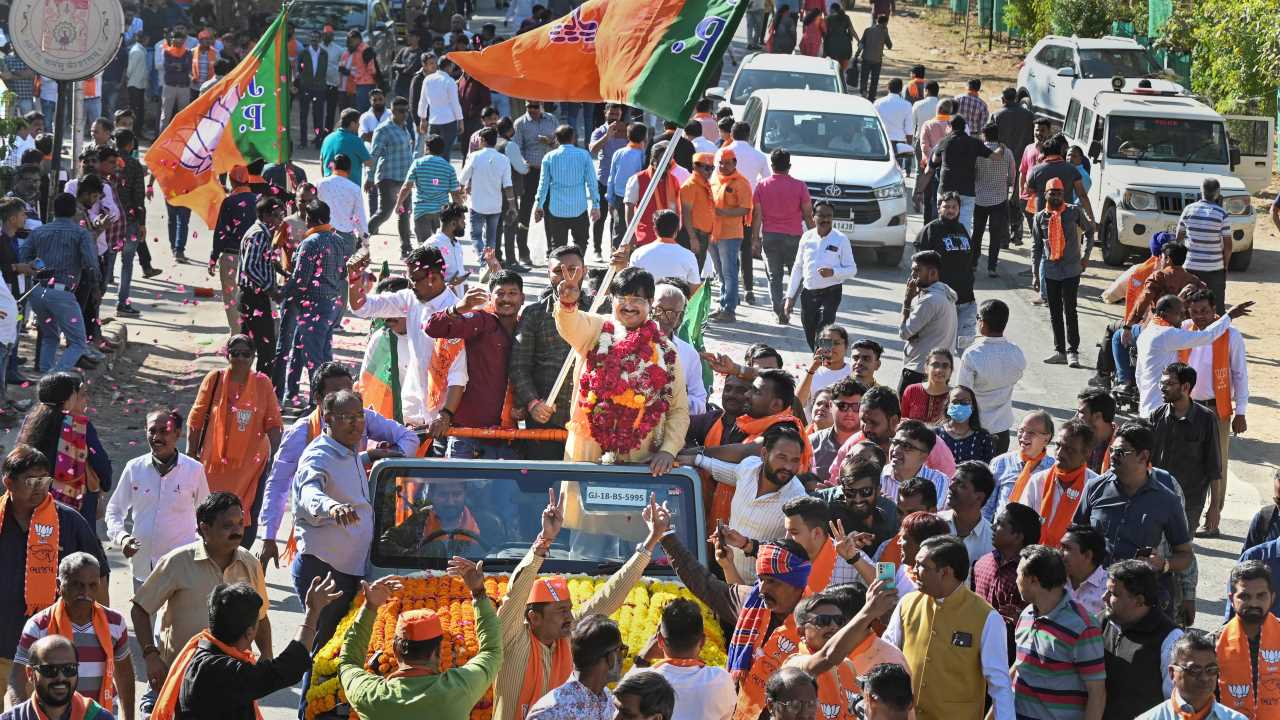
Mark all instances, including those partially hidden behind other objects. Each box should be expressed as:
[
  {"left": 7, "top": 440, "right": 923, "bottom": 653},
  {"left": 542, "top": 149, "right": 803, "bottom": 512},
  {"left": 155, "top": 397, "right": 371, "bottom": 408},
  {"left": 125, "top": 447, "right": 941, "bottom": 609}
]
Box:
[{"left": 188, "top": 370, "right": 283, "bottom": 518}]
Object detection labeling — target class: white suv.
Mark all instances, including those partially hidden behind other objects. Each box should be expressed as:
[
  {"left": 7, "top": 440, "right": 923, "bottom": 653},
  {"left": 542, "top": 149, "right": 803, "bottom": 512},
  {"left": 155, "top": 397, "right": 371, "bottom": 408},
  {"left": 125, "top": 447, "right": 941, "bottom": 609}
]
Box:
[
  {"left": 708, "top": 53, "right": 844, "bottom": 121},
  {"left": 742, "top": 89, "right": 908, "bottom": 266},
  {"left": 1017, "top": 36, "right": 1183, "bottom": 122}
]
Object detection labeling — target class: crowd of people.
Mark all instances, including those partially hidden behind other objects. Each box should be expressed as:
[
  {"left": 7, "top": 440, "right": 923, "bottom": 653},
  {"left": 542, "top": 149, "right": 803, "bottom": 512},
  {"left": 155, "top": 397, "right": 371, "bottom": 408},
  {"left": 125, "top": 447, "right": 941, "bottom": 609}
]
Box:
[{"left": 0, "top": 0, "right": 1270, "bottom": 720}]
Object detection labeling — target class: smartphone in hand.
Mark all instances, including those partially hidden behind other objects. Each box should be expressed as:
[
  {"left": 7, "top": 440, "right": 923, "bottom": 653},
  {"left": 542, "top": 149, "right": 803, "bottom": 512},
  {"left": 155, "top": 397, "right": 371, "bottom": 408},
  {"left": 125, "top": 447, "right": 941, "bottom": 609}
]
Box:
[{"left": 876, "top": 562, "right": 896, "bottom": 590}]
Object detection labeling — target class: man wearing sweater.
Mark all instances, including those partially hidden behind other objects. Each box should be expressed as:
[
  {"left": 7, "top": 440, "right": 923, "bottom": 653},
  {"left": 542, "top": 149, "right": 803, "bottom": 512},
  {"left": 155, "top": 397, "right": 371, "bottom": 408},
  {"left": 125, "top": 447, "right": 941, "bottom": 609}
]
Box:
[{"left": 897, "top": 250, "right": 957, "bottom": 396}]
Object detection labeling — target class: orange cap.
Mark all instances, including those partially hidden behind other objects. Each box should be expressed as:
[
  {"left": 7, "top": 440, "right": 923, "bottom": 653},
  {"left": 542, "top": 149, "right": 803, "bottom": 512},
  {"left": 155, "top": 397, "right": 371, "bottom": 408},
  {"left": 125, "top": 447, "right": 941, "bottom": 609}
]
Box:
[
  {"left": 395, "top": 609, "right": 443, "bottom": 641},
  {"left": 323, "top": 24, "right": 335, "bottom": 33},
  {"left": 1045, "top": 177, "right": 1065, "bottom": 191},
  {"left": 693, "top": 152, "right": 715, "bottom": 165},
  {"left": 528, "top": 576, "right": 570, "bottom": 604},
  {"left": 717, "top": 148, "right": 736, "bottom": 161},
  {"left": 229, "top": 165, "right": 265, "bottom": 186}
]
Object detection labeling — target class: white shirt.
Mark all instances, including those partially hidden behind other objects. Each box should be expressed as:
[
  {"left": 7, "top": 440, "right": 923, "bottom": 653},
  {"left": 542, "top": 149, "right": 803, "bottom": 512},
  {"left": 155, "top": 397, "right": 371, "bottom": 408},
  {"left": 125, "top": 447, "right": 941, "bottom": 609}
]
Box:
[
  {"left": 353, "top": 288, "right": 468, "bottom": 424},
  {"left": 912, "top": 96, "right": 940, "bottom": 136},
  {"left": 4, "top": 134, "right": 34, "bottom": 168},
  {"left": 673, "top": 335, "right": 707, "bottom": 416},
  {"left": 939, "top": 509, "right": 993, "bottom": 565},
  {"left": 1180, "top": 320, "right": 1248, "bottom": 416},
  {"left": 321, "top": 41, "right": 345, "bottom": 86},
  {"left": 38, "top": 76, "right": 58, "bottom": 102},
  {"left": 623, "top": 663, "right": 736, "bottom": 720},
  {"left": 359, "top": 107, "right": 391, "bottom": 138},
  {"left": 691, "top": 136, "right": 718, "bottom": 155},
  {"left": 631, "top": 241, "right": 701, "bottom": 287},
  {"left": 785, "top": 227, "right": 857, "bottom": 298},
  {"left": 1013, "top": 466, "right": 1100, "bottom": 519},
  {"left": 884, "top": 586, "right": 1015, "bottom": 720},
  {"left": 1135, "top": 315, "right": 1233, "bottom": 417},
  {"left": 696, "top": 454, "right": 807, "bottom": 583},
  {"left": 809, "top": 363, "right": 851, "bottom": 400},
  {"left": 722, "top": 140, "right": 772, "bottom": 190},
  {"left": 127, "top": 42, "right": 150, "bottom": 89},
  {"left": 315, "top": 174, "right": 368, "bottom": 235},
  {"left": 418, "top": 69, "right": 464, "bottom": 125},
  {"left": 458, "top": 146, "right": 513, "bottom": 215},
  {"left": 1068, "top": 564, "right": 1108, "bottom": 621},
  {"left": 426, "top": 230, "right": 467, "bottom": 285},
  {"left": 0, "top": 280, "right": 17, "bottom": 344},
  {"left": 875, "top": 93, "right": 914, "bottom": 142},
  {"left": 443, "top": 30, "right": 474, "bottom": 46},
  {"left": 955, "top": 335, "right": 1026, "bottom": 434},
  {"left": 104, "top": 453, "right": 211, "bottom": 582}
]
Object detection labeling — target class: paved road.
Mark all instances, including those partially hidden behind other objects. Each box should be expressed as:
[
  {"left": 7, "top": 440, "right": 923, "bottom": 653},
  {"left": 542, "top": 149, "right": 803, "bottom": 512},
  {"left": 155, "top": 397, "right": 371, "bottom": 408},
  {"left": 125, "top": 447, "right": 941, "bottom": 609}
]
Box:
[{"left": 18, "top": 7, "right": 1255, "bottom": 718}]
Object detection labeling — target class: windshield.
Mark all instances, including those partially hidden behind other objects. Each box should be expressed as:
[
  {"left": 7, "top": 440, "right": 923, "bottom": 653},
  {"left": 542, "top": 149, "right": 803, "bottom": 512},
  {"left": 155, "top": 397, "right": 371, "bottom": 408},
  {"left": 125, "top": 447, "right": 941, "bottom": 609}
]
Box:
[
  {"left": 293, "top": 2, "right": 367, "bottom": 38},
  {"left": 762, "top": 110, "right": 889, "bottom": 161},
  {"left": 371, "top": 463, "right": 704, "bottom": 575},
  {"left": 1106, "top": 115, "right": 1229, "bottom": 164},
  {"left": 730, "top": 69, "right": 839, "bottom": 104},
  {"left": 1077, "top": 48, "right": 1163, "bottom": 79}
]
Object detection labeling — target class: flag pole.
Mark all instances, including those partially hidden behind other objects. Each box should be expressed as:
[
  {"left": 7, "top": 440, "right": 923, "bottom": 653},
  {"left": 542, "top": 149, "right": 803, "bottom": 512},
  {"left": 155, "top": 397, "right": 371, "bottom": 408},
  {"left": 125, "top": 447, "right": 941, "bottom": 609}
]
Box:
[{"left": 541, "top": 127, "right": 686, "bottom": 408}]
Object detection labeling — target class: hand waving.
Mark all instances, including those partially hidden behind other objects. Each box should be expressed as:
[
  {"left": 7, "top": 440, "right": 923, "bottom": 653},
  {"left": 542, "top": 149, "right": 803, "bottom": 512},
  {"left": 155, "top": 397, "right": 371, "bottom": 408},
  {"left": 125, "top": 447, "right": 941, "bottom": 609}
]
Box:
[
  {"left": 642, "top": 493, "right": 672, "bottom": 539},
  {"left": 456, "top": 285, "right": 489, "bottom": 314},
  {"left": 447, "top": 556, "right": 486, "bottom": 594},
  {"left": 828, "top": 519, "right": 873, "bottom": 561},
  {"left": 361, "top": 576, "right": 404, "bottom": 609},
  {"left": 304, "top": 573, "right": 345, "bottom": 612},
  {"left": 557, "top": 265, "right": 585, "bottom": 306}
]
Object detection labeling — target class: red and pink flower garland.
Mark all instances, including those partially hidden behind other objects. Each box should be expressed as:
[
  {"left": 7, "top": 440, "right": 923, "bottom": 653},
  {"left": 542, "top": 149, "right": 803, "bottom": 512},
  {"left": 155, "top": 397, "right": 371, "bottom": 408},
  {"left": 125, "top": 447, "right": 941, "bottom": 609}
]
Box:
[{"left": 578, "top": 319, "right": 677, "bottom": 456}]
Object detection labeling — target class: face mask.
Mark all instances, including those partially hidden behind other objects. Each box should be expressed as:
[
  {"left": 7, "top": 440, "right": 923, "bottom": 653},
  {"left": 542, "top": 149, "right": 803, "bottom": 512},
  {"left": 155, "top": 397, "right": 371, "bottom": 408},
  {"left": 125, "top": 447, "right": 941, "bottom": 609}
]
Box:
[
  {"left": 606, "top": 653, "right": 622, "bottom": 683},
  {"left": 946, "top": 403, "right": 973, "bottom": 423}
]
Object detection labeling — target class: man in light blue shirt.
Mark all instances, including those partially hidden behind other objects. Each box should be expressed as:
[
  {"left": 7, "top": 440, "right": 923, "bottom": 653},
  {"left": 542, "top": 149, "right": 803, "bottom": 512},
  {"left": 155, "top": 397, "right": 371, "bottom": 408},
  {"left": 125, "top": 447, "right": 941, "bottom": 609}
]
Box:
[
  {"left": 983, "top": 410, "right": 1055, "bottom": 520},
  {"left": 534, "top": 124, "right": 601, "bottom": 254},
  {"left": 257, "top": 362, "right": 419, "bottom": 569},
  {"left": 605, "top": 123, "right": 648, "bottom": 248}
]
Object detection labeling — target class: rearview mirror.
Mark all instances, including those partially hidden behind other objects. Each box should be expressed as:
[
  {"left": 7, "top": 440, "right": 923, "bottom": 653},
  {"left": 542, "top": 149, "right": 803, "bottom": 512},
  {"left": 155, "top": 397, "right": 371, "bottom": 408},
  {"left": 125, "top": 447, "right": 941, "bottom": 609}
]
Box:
[
  {"left": 1229, "top": 144, "right": 1241, "bottom": 168},
  {"left": 707, "top": 87, "right": 726, "bottom": 103},
  {"left": 1057, "top": 66, "right": 1076, "bottom": 78}
]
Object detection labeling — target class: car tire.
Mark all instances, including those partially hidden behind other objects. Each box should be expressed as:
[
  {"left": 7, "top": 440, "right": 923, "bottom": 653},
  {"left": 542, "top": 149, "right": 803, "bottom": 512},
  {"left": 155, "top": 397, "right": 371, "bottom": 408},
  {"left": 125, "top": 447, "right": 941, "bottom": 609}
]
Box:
[
  {"left": 1228, "top": 247, "right": 1252, "bottom": 272},
  {"left": 877, "top": 246, "right": 905, "bottom": 267},
  {"left": 1101, "top": 209, "right": 1128, "bottom": 267}
]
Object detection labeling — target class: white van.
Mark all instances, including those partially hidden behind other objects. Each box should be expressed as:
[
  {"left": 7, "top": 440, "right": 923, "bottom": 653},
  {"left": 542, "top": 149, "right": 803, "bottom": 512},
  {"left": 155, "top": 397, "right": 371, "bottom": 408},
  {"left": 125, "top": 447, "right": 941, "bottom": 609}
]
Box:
[
  {"left": 741, "top": 89, "right": 908, "bottom": 266},
  {"left": 1059, "top": 85, "right": 1272, "bottom": 270},
  {"left": 707, "top": 53, "right": 845, "bottom": 123}
]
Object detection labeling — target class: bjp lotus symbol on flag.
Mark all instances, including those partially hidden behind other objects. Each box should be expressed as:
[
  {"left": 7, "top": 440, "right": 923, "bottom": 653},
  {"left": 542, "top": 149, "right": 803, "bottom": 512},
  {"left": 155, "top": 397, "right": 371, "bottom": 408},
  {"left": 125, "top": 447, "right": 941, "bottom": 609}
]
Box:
[{"left": 144, "top": 7, "right": 292, "bottom": 228}]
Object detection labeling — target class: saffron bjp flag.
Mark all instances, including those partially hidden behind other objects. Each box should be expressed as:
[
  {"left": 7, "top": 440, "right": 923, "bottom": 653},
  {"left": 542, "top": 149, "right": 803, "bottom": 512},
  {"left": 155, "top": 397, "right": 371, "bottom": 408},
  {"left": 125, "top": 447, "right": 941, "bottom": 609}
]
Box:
[
  {"left": 448, "top": 0, "right": 746, "bottom": 122},
  {"left": 144, "top": 8, "right": 291, "bottom": 228}
]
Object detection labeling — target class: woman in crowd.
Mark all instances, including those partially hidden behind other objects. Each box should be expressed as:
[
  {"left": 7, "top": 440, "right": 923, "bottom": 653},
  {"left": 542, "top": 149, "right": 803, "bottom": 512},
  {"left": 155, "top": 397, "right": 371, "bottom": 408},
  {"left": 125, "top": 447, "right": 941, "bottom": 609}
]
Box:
[
  {"left": 809, "top": 388, "right": 835, "bottom": 434},
  {"left": 187, "top": 333, "right": 284, "bottom": 546},
  {"left": 934, "top": 385, "right": 996, "bottom": 464},
  {"left": 822, "top": 3, "right": 857, "bottom": 73},
  {"left": 900, "top": 348, "right": 952, "bottom": 425},
  {"left": 767, "top": 6, "right": 797, "bottom": 54},
  {"left": 798, "top": 8, "right": 826, "bottom": 56},
  {"left": 16, "top": 372, "right": 112, "bottom": 527}
]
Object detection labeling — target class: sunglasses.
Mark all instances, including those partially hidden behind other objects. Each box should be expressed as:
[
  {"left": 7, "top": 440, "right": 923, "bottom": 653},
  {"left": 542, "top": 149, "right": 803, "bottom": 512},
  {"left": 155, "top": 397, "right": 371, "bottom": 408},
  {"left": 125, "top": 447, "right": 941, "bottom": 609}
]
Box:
[
  {"left": 841, "top": 485, "right": 875, "bottom": 499},
  {"left": 834, "top": 401, "right": 859, "bottom": 412},
  {"left": 695, "top": 163, "right": 714, "bottom": 170},
  {"left": 803, "top": 613, "right": 845, "bottom": 627},
  {"left": 33, "top": 664, "right": 78, "bottom": 679}
]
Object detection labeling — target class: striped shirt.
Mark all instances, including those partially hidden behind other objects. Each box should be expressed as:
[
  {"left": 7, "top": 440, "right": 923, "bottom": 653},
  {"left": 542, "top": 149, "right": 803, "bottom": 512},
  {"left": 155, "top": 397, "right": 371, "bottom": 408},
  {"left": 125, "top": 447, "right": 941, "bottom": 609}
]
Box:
[
  {"left": 407, "top": 155, "right": 459, "bottom": 218},
  {"left": 369, "top": 121, "right": 415, "bottom": 184},
  {"left": 20, "top": 218, "right": 100, "bottom": 289},
  {"left": 535, "top": 145, "right": 600, "bottom": 219},
  {"left": 694, "top": 455, "right": 808, "bottom": 583},
  {"left": 1176, "top": 199, "right": 1229, "bottom": 271},
  {"left": 880, "top": 463, "right": 950, "bottom": 510},
  {"left": 953, "top": 92, "right": 990, "bottom": 133},
  {"left": 15, "top": 605, "right": 130, "bottom": 700},
  {"left": 238, "top": 221, "right": 276, "bottom": 292},
  {"left": 1013, "top": 592, "right": 1106, "bottom": 719}
]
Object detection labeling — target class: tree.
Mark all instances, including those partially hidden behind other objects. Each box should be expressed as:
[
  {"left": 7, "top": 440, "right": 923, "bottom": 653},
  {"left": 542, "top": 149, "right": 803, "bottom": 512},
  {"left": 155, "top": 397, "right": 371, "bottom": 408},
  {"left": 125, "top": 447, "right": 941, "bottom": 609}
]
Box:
[
  {"left": 1158, "top": 0, "right": 1280, "bottom": 114},
  {"left": 1002, "top": 0, "right": 1051, "bottom": 44}
]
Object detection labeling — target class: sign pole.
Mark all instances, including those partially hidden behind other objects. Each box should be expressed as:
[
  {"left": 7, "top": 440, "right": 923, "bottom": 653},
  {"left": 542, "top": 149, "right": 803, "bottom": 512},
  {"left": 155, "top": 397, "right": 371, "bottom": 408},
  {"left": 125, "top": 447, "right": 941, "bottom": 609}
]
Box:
[{"left": 46, "top": 83, "right": 71, "bottom": 222}]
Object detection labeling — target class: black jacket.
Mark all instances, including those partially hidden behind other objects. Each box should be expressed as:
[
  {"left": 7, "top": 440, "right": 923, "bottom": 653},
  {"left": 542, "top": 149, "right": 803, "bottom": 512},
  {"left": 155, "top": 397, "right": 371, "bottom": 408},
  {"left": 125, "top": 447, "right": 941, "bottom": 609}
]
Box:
[
  {"left": 1100, "top": 610, "right": 1178, "bottom": 720},
  {"left": 295, "top": 46, "right": 329, "bottom": 93},
  {"left": 914, "top": 217, "right": 975, "bottom": 304},
  {"left": 177, "top": 639, "right": 311, "bottom": 720}
]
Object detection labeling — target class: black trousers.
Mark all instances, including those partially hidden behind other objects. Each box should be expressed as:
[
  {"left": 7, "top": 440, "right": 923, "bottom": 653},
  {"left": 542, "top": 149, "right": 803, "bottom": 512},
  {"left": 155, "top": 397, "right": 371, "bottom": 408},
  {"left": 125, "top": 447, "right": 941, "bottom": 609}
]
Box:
[
  {"left": 860, "top": 62, "right": 883, "bottom": 100},
  {"left": 297, "top": 89, "right": 325, "bottom": 147},
  {"left": 741, "top": 222, "right": 755, "bottom": 299},
  {"left": 238, "top": 287, "right": 275, "bottom": 377},
  {"left": 973, "top": 201, "right": 1009, "bottom": 271},
  {"left": 516, "top": 166, "right": 541, "bottom": 259},
  {"left": 137, "top": 237, "right": 154, "bottom": 272},
  {"left": 799, "top": 284, "right": 841, "bottom": 350},
  {"left": 368, "top": 179, "right": 411, "bottom": 252},
  {"left": 1045, "top": 275, "right": 1081, "bottom": 353},
  {"left": 591, "top": 182, "right": 608, "bottom": 252},
  {"left": 546, "top": 211, "right": 590, "bottom": 252},
  {"left": 324, "top": 86, "right": 340, "bottom": 135},
  {"left": 1190, "top": 268, "right": 1226, "bottom": 314},
  {"left": 898, "top": 367, "right": 927, "bottom": 399},
  {"left": 127, "top": 87, "right": 146, "bottom": 136}
]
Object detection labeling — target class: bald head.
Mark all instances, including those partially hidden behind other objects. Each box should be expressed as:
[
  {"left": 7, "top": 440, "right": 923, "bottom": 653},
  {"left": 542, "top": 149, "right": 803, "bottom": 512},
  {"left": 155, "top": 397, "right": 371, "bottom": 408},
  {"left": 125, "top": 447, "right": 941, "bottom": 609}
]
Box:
[{"left": 29, "top": 634, "right": 76, "bottom": 665}]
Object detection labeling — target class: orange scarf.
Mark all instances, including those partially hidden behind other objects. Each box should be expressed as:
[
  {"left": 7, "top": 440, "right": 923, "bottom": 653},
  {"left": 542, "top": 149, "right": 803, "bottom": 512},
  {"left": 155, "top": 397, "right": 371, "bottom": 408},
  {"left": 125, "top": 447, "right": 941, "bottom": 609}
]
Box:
[
  {"left": 203, "top": 370, "right": 262, "bottom": 465},
  {"left": 32, "top": 692, "right": 103, "bottom": 720},
  {"left": 703, "top": 415, "right": 732, "bottom": 531},
  {"left": 1040, "top": 465, "right": 1087, "bottom": 546},
  {"left": 703, "top": 413, "right": 813, "bottom": 530},
  {"left": 304, "top": 223, "right": 334, "bottom": 239},
  {"left": 424, "top": 507, "right": 480, "bottom": 544},
  {"left": 0, "top": 493, "right": 59, "bottom": 615},
  {"left": 1217, "top": 613, "right": 1280, "bottom": 718},
  {"left": 1008, "top": 450, "right": 1046, "bottom": 505},
  {"left": 1180, "top": 323, "right": 1233, "bottom": 420},
  {"left": 164, "top": 43, "right": 189, "bottom": 59},
  {"left": 190, "top": 46, "right": 218, "bottom": 83},
  {"left": 654, "top": 657, "right": 707, "bottom": 668},
  {"left": 428, "top": 338, "right": 465, "bottom": 413},
  {"left": 1168, "top": 693, "right": 1213, "bottom": 720},
  {"left": 281, "top": 408, "right": 325, "bottom": 564},
  {"left": 517, "top": 629, "right": 573, "bottom": 720},
  {"left": 152, "top": 629, "right": 263, "bottom": 720},
  {"left": 48, "top": 600, "right": 115, "bottom": 710},
  {"left": 1124, "top": 256, "right": 1160, "bottom": 320},
  {"left": 804, "top": 541, "right": 836, "bottom": 595},
  {"left": 1045, "top": 204, "right": 1066, "bottom": 261}
]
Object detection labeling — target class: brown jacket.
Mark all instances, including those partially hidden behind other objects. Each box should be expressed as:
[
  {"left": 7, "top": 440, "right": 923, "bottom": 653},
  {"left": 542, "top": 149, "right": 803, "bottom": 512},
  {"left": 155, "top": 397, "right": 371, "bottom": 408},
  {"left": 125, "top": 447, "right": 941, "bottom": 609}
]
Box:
[{"left": 1124, "top": 265, "right": 1204, "bottom": 325}]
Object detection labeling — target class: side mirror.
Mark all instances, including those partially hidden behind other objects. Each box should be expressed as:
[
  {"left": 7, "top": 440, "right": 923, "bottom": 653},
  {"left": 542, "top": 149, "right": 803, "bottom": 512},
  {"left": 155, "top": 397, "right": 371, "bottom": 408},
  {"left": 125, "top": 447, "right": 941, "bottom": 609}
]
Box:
[
  {"left": 1229, "top": 144, "right": 1241, "bottom": 168},
  {"left": 706, "top": 87, "right": 726, "bottom": 102},
  {"left": 1089, "top": 141, "right": 1102, "bottom": 162},
  {"left": 1057, "top": 66, "right": 1077, "bottom": 78}
]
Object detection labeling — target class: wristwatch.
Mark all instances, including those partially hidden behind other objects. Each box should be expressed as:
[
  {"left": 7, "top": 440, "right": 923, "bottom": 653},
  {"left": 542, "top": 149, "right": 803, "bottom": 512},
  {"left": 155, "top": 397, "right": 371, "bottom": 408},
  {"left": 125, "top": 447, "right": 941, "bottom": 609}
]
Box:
[{"left": 634, "top": 542, "right": 653, "bottom": 557}]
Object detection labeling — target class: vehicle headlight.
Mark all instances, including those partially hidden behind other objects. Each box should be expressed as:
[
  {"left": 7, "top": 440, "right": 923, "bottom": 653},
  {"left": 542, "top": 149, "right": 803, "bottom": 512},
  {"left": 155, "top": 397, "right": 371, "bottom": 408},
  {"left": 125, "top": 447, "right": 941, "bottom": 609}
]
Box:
[
  {"left": 1123, "top": 190, "right": 1158, "bottom": 212},
  {"left": 1221, "top": 195, "right": 1252, "bottom": 216},
  {"left": 875, "top": 182, "right": 904, "bottom": 200}
]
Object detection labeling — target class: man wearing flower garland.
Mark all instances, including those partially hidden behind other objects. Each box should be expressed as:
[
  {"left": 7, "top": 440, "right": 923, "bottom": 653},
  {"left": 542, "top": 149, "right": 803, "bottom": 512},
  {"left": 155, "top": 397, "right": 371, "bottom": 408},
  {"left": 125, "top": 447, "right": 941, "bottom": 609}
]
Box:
[
  {"left": 554, "top": 265, "right": 689, "bottom": 475},
  {"left": 494, "top": 489, "right": 663, "bottom": 720}
]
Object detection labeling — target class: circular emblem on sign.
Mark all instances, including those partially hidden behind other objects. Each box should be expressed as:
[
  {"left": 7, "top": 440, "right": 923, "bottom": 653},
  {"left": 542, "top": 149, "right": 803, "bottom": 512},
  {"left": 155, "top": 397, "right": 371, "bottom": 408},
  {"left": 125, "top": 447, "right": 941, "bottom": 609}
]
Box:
[
  {"left": 824, "top": 184, "right": 842, "bottom": 198},
  {"left": 8, "top": 0, "right": 125, "bottom": 81}
]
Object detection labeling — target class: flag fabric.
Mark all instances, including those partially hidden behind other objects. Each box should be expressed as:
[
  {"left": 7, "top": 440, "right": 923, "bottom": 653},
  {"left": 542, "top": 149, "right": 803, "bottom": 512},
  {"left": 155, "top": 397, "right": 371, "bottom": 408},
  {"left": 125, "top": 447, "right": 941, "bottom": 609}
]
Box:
[
  {"left": 677, "top": 281, "right": 713, "bottom": 388},
  {"left": 359, "top": 326, "right": 403, "bottom": 423},
  {"left": 449, "top": 0, "right": 746, "bottom": 122},
  {"left": 144, "top": 8, "right": 292, "bottom": 228}
]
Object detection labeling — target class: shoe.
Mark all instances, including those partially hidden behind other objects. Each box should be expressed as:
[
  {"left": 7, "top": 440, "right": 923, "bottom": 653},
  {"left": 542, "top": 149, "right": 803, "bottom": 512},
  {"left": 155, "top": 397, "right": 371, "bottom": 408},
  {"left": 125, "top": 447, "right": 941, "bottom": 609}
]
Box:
[
  {"left": 142, "top": 267, "right": 163, "bottom": 278},
  {"left": 1087, "top": 374, "right": 1112, "bottom": 390},
  {"left": 82, "top": 347, "right": 107, "bottom": 362},
  {"left": 116, "top": 304, "right": 141, "bottom": 317},
  {"left": 1114, "top": 383, "right": 1137, "bottom": 398},
  {"left": 75, "top": 355, "right": 100, "bottom": 370},
  {"left": 709, "top": 312, "right": 736, "bottom": 323},
  {"left": 592, "top": 249, "right": 604, "bottom": 263},
  {"left": 174, "top": 251, "right": 187, "bottom": 262},
  {"left": 1195, "top": 528, "right": 1221, "bottom": 539},
  {"left": 1044, "top": 352, "right": 1067, "bottom": 365},
  {"left": 1032, "top": 295, "right": 1045, "bottom": 306},
  {"left": 775, "top": 311, "right": 789, "bottom": 325},
  {"left": 745, "top": 292, "right": 757, "bottom": 305},
  {"left": 987, "top": 270, "right": 998, "bottom": 278},
  {"left": 1067, "top": 352, "right": 1081, "bottom": 368},
  {"left": 519, "top": 254, "right": 534, "bottom": 267}
]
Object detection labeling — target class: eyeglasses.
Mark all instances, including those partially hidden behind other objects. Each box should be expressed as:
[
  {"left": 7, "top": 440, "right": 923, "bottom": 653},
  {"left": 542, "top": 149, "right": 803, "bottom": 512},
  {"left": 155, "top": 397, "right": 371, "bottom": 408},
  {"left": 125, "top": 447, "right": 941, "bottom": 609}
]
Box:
[
  {"left": 615, "top": 295, "right": 651, "bottom": 307},
  {"left": 20, "top": 475, "right": 53, "bottom": 488},
  {"left": 834, "top": 401, "right": 860, "bottom": 412},
  {"left": 770, "top": 700, "right": 818, "bottom": 716},
  {"left": 653, "top": 307, "right": 684, "bottom": 319},
  {"left": 33, "top": 664, "right": 78, "bottom": 679},
  {"left": 802, "top": 613, "right": 845, "bottom": 627},
  {"left": 890, "top": 438, "right": 927, "bottom": 454},
  {"left": 1172, "top": 664, "right": 1220, "bottom": 679},
  {"left": 841, "top": 485, "right": 876, "bottom": 499},
  {"left": 1109, "top": 446, "right": 1134, "bottom": 459},
  {"left": 329, "top": 412, "right": 364, "bottom": 424},
  {"left": 1017, "top": 428, "right": 1049, "bottom": 438}
]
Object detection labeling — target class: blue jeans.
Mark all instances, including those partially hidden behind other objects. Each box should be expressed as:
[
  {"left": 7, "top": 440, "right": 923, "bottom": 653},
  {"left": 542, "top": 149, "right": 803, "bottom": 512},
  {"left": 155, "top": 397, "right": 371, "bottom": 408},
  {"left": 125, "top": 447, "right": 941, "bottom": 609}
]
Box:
[
  {"left": 118, "top": 238, "right": 139, "bottom": 306},
  {"left": 29, "top": 285, "right": 88, "bottom": 372},
  {"left": 290, "top": 553, "right": 362, "bottom": 719},
  {"left": 1112, "top": 323, "right": 1141, "bottom": 384},
  {"left": 710, "top": 239, "right": 741, "bottom": 314},
  {"left": 447, "top": 436, "right": 520, "bottom": 459},
  {"left": 276, "top": 298, "right": 340, "bottom": 400},
  {"left": 429, "top": 122, "right": 458, "bottom": 160},
  {"left": 82, "top": 97, "right": 102, "bottom": 137},
  {"left": 167, "top": 203, "right": 191, "bottom": 252},
  {"left": 958, "top": 195, "right": 976, "bottom": 236},
  {"left": 271, "top": 303, "right": 300, "bottom": 400},
  {"left": 355, "top": 84, "right": 374, "bottom": 113},
  {"left": 41, "top": 99, "right": 57, "bottom": 128},
  {"left": 469, "top": 210, "right": 500, "bottom": 256},
  {"left": 956, "top": 301, "right": 977, "bottom": 353}
]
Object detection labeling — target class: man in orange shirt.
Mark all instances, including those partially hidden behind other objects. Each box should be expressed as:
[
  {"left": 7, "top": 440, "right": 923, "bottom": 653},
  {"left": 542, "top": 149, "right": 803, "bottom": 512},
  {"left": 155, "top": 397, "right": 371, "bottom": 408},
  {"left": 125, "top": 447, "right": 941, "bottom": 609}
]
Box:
[
  {"left": 710, "top": 149, "right": 752, "bottom": 324},
  {"left": 680, "top": 151, "right": 716, "bottom": 269},
  {"left": 339, "top": 30, "right": 378, "bottom": 112}
]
